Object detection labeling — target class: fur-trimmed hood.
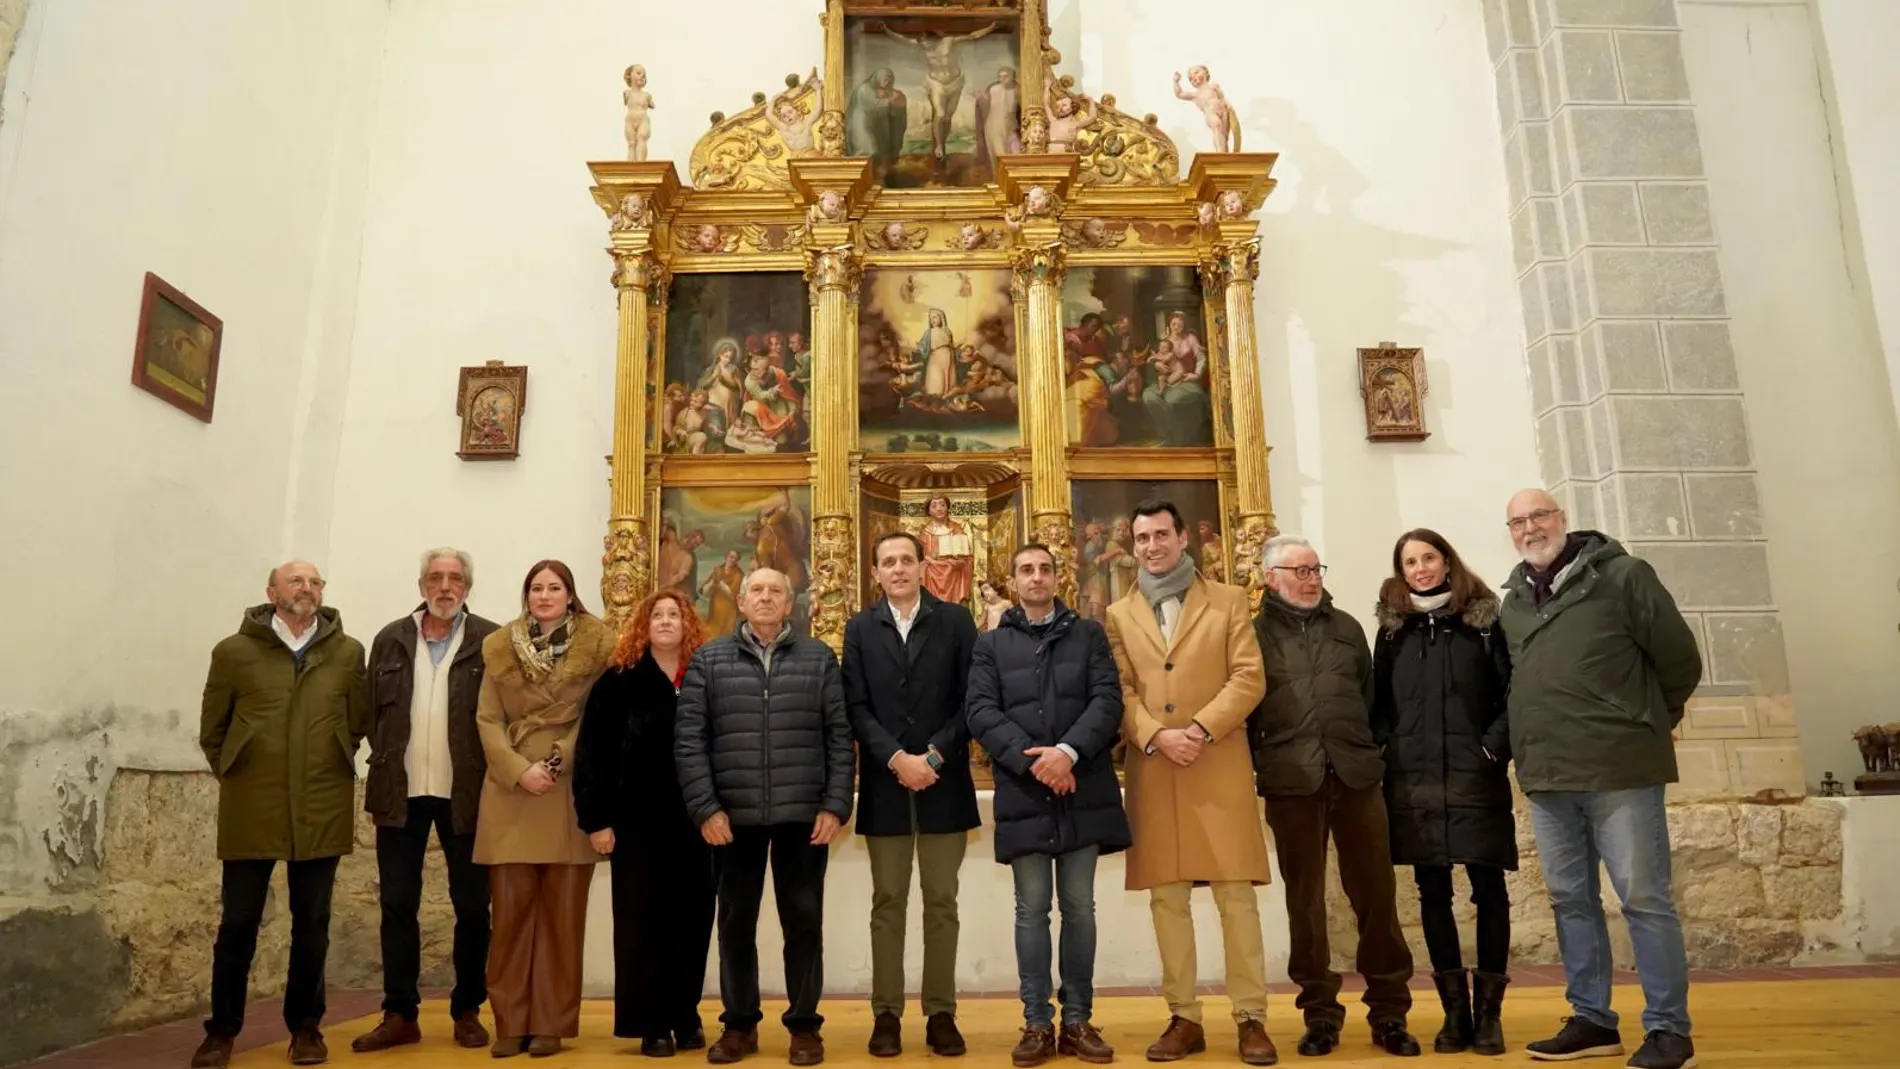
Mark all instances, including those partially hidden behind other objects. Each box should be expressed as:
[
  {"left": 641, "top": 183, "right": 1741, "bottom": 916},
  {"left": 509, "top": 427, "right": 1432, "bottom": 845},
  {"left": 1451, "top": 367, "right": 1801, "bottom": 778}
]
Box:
[
  {"left": 479, "top": 613, "right": 617, "bottom": 689},
  {"left": 1375, "top": 591, "right": 1500, "bottom": 635}
]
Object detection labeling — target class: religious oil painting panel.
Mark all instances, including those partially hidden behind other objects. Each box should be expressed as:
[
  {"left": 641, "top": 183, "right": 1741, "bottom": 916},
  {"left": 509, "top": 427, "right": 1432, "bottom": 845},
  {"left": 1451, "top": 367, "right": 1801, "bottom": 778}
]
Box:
[
  {"left": 661, "top": 273, "right": 812, "bottom": 455},
  {"left": 858, "top": 268, "right": 1020, "bottom": 453},
  {"left": 1062, "top": 266, "right": 1215, "bottom": 448},
  {"left": 658, "top": 486, "right": 813, "bottom": 639},
  {"left": 844, "top": 14, "right": 1023, "bottom": 189},
  {"left": 130, "top": 271, "right": 222, "bottom": 422},
  {"left": 1071, "top": 480, "right": 1225, "bottom": 622}
]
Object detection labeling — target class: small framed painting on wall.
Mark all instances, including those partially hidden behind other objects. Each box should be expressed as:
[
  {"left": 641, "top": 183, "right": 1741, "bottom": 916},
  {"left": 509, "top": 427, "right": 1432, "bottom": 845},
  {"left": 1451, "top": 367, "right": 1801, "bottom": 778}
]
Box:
[{"left": 131, "top": 272, "right": 222, "bottom": 423}]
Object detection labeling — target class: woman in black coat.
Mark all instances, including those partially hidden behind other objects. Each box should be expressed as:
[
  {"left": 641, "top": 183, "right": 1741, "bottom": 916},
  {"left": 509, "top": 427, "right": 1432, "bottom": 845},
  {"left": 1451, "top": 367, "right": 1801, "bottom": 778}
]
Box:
[
  {"left": 574, "top": 590, "right": 715, "bottom": 1057},
  {"left": 1370, "top": 528, "right": 1516, "bottom": 1057}
]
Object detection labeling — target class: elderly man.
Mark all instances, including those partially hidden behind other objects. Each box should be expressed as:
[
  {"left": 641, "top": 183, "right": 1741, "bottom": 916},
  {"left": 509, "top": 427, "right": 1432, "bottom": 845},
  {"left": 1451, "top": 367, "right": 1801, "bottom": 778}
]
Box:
[
  {"left": 351, "top": 549, "right": 501, "bottom": 1054},
  {"left": 1500, "top": 490, "right": 1701, "bottom": 1069},
  {"left": 1248, "top": 536, "right": 1419, "bottom": 1058},
  {"left": 191, "top": 562, "right": 368, "bottom": 1069},
  {"left": 1104, "top": 500, "right": 1277, "bottom": 1066},
  {"left": 842, "top": 530, "right": 979, "bottom": 1058},
  {"left": 677, "top": 568, "right": 856, "bottom": 1067}
]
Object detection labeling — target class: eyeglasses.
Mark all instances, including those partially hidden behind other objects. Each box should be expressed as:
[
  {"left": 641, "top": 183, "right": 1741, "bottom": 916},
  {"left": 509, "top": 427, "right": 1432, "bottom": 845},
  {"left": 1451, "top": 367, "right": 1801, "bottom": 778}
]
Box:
[
  {"left": 282, "top": 576, "right": 326, "bottom": 590},
  {"left": 1505, "top": 508, "right": 1561, "bottom": 533},
  {"left": 1271, "top": 565, "right": 1327, "bottom": 581}
]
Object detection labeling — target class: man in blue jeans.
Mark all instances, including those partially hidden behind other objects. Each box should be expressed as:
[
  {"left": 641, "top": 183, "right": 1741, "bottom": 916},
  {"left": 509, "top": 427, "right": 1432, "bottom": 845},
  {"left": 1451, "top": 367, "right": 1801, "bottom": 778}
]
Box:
[
  {"left": 965, "top": 545, "right": 1132, "bottom": 1067},
  {"left": 1499, "top": 490, "right": 1704, "bottom": 1069}
]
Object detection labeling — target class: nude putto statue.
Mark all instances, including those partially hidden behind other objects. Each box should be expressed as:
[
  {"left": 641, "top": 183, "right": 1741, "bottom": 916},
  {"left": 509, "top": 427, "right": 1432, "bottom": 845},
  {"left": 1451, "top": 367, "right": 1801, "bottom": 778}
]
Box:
[
  {"left": 1174, "top": 65, "right": 1241, "bottom": 153},
  {"left": 767, "top": 68, "right": 825, "bottom": 154},
  {"left": 623, "top": 64, "right": 655, "bottom": 161}
]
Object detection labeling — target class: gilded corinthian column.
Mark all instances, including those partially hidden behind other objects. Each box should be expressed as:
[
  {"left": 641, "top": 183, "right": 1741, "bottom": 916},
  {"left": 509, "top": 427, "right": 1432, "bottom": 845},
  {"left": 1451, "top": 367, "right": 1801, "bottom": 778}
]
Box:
[
  {"left": 805, "top": 244, "right": 862, "bottom": 651},
  {"left": 601, "top": 250, "right": 664, "bottom": 626},
  {"left": 1012, "top": 241, "right": 1077, "bottom": 604}
]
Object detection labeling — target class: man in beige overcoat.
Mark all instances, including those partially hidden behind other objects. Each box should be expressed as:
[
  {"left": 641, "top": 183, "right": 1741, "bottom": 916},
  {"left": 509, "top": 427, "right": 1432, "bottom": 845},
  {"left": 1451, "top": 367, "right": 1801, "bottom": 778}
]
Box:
[{"left": 1105, "top": 500, "right": 1278, "bottom": 1066}]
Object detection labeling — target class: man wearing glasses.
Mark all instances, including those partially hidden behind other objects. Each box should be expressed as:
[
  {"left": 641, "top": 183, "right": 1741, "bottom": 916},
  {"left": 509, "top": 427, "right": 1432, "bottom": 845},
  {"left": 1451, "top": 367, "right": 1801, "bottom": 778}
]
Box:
[
  {"left": 192, "top": 562, "right": 369, "bottom": 1068},
  {"left": 1499, "top": 490, "right": 1700, "bottom": 1069},
  {"left": 1247, "top": 536, "right": 1420, "bottom": 1058}
]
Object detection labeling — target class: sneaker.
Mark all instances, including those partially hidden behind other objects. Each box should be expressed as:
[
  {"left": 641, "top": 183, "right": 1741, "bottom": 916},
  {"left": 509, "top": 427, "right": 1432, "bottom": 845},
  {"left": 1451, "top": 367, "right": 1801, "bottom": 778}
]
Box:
[
  {"left": 1627, "top": 1031, "right": 1696, "bottom": 1069},
  {"left": 1527, "top": 1018, "right": 1625, "bottom": 1061}
]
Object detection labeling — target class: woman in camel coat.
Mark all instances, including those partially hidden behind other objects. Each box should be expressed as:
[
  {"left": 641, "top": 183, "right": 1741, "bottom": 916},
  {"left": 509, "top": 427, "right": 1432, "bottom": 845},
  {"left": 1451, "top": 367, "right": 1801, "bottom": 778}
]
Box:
[{"left": 475, "top": 559, "right": 616, "bottom": 1059}]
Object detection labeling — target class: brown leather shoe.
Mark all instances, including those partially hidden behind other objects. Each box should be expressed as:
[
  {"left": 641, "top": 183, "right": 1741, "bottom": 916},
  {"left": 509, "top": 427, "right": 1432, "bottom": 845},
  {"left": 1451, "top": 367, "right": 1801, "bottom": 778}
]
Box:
[
  {"left": 787, "top": 1031, "right": 825, "bottom": 1066},
  {"left": 454, "top": 1012, "right": 491, "bottom": 1049},
  {"left": 288, "top": 1027, "right": 329, "bottom": 1066},
  {"left": 526, "top": 1035, "right": 562, "bottom": 1057},
  {"left": 867, "top": 1012, "right": 901, "bottom": 1057},
  {"left": 1058, "top": 1021, "right": 1115, "bottom": 1064},
  {"left": 926, "top": 1013, "right": 966, "bottom": 1057},
  {"left": 1238, "top": 1020, "right": 1279, "bottom": 1066},
  {"left": 189, "top": 1033, "right": 234, "bottom": 1069},
  {"left": 351, "top": 1014, "right": 421, "bottom": 1053},
  {"left": 706, "top": 1029, "right": 758, "bottom": 1065},
  {"left": 1012, "top": 1025, "right": 1058, "bottom": 1067},
  {"left": 492, "top": 1035, "right": 527, "bottom": 1058},
  {"left": 1146, "top": 1016, "right": 1207, "bottom": 1062}
]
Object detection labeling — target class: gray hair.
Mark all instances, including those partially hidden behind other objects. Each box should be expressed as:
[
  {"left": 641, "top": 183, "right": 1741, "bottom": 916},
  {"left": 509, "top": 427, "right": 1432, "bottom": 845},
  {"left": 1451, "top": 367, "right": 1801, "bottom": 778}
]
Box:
[
  {"left": 741, "top": 567, "right": 792, "bottom": 596},
  {"left": 1260, "top": 534, "right": 1315, "bottom": 572},
  {"left": 419, "top": 547, "right": 475, "bottom": 588}
]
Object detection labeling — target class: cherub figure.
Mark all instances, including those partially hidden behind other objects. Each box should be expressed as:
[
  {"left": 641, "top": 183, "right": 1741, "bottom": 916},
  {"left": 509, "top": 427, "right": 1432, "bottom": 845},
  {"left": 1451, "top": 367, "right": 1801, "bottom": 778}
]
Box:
[
  {"left": 609, "top": 192, "right": 651, "bottom": 231},
  {"left": 1024, "top": 185, "right": 1056, "bottom": 216},
  {"left": 809, "top": 188, "right": 847, "bottom": 225},
  {"left": 815, "top": 110, "right": 846, "bottom": 156},
  {"left": 1173, "top": 65, "right": 1241, "bottom": 153},
  {"left": 1043, "top": 73, "right": 1097, "bottom": 153},
  {"left": 767, "top": 68, "right": 825, "bottom": 154},
  {"left": 623, "top": 64, "right": 655, "bottom": 161}
]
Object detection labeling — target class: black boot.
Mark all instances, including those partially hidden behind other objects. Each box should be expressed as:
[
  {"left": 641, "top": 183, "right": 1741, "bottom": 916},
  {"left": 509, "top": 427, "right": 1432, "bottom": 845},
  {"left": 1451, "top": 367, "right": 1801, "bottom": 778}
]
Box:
[
  {"left": 1431, "top": 970, "right": 1473, "bottom": 1053},
  {"left": 1470, "top": 972, "right": 1510, "bottom": 1056}
]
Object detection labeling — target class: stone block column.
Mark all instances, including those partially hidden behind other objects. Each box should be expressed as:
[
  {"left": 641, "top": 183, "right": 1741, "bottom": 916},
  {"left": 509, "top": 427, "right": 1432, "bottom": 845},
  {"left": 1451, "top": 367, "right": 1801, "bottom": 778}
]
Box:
[{"left": 1482, "top": 0, "right": 1803, "bottom": 798}]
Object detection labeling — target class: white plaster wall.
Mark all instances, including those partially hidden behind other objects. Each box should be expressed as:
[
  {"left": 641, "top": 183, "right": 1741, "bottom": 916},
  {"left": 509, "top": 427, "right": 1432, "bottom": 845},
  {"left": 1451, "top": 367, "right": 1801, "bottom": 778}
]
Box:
[
  {"left": 321, "top": 0, "right": 824, "bottom": 630},
  {"left": 1058, "top": 0, "right": 1544, "bottom": 616},
  {"left": 1811, "top": 0, "right": 1900, "bottom": 432},
  {"left": 0, "top": 0, "right": 386, "bottom": 894},
  {"left": 1835, "top": 795, "right": 1900, "bottom": 960},
  {"left": 1677, "top": 0, "right": 1900, "bottom": 788}
]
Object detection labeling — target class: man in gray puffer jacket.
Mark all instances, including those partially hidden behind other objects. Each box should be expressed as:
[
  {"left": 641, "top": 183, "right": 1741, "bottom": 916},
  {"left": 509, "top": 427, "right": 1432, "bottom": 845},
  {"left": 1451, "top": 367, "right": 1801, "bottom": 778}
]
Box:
[{"left": 676, "top": 567, "right": 855, "bottom": 1067}]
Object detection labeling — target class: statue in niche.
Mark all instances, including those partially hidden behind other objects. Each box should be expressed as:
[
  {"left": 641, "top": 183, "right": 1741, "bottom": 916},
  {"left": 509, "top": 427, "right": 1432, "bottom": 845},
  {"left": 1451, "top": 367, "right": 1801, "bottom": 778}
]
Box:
[
  {"left": 1173, "top": 65, "right": 1241, "bottom": 152},
  {"left": 1044, "top": 72, "right": 1097, "bottom": 153},
  {"left": 623, "top": 64, "right": 655, "bottom": 161},
  {"left": 882, "top": 22, "right": 1000, "bottom": 159},
  {"left": 767, "top": 68, "right": 825, "bottom": 154},
  {"left": 919, "top": 494, "right": 975, "bottom": 606}
]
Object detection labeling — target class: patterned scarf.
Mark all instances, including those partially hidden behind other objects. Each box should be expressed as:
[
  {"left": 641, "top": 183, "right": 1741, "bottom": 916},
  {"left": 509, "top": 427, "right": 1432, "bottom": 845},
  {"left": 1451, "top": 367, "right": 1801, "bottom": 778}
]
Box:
[{"left": 510, "top": 613, "right": 573, "bottom": 683}]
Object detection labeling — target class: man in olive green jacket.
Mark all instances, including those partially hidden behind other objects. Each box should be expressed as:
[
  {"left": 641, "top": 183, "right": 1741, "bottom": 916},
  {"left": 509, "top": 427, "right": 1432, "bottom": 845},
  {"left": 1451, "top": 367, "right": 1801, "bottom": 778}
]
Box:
[
  {"left": 1500, "top": 490, "right": 1701, "bottom": 1069},
  {"left": 190, "top": 561, "right": 368, "bottom": 1069}
]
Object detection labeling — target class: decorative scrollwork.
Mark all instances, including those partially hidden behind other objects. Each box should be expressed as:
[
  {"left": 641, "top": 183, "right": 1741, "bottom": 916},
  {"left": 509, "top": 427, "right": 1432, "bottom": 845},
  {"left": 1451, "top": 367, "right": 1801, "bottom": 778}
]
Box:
[
  {"left": 1008, "top": 243, "right": 1067, "bottom": 287},
  {"left": 740, "top": 222, "right": 811, "bottom": 253},
  {"left": 1229, "top": 512, "right": 1275, "bottom": 612},
  {"left": 674, "top": 223, "right": 742, "bottom": 254},
  {"left": 816, "top": 110, "right": 846, "bottom": 157},
  {"left": 1073, "top": 97, "right": 1180, "bottom": 188},
  {"left": 809, "top": 513, "right": 856, "bottom": 649},
  {"left": 864, "top": 221, "right": 929, "bottom": 251},
  {"left": 601, "top": 517, "right": 652, "bottom": 629},
  {"left": 688, "top": 75, "right": 824, "bottom": 191},
  {"left": 1031, "top": 510, "right": 1079, "bottom": 608},
  {"left": 1061, "top": 217, "right": 1129, "bottom": 249},
  {"left": 805, "top": 244, "right": 862, "bottom": 294},
  {"left": 612, "top": 251, "right": 661, "bottom": 290}
]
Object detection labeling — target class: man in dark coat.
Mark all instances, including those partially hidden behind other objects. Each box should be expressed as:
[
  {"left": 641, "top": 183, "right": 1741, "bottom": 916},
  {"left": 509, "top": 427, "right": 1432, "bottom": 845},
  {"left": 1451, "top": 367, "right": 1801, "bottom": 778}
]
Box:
[
  {"left": 843, "top": 530, "right": 979, "bottom": 1058},
  {"left": 965, "top": 544, "right": 1129, "bottom": 1068},
  {"left": 1247, "top": 535, "right": 1420, "bottom": 1058},
  {"left": 191, "top": 561, "right": 368, "bottom": 1069},
  {"left": 351, "top": 549, "right": 500, "bottom": 1054},
  {"left": 676, "top": 567, "right": 855, "bottom": 1067},
  {"left": 1500, "top": 490, "right": 1702, "bottom": 1069}
]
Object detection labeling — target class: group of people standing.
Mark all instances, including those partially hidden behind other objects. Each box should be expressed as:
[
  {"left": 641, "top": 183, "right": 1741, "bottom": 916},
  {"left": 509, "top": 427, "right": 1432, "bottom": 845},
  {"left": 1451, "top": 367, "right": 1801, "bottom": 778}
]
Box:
[{"left": 188, "top": 487, "right": 1701, "bottom": 1069}]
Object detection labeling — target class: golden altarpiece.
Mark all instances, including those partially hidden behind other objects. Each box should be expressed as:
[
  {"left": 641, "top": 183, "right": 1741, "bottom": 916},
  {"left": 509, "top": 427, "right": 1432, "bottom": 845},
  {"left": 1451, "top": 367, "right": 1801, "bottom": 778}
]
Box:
[{"left": 588, "top": 0, "right": 1279, "bottom": 666}]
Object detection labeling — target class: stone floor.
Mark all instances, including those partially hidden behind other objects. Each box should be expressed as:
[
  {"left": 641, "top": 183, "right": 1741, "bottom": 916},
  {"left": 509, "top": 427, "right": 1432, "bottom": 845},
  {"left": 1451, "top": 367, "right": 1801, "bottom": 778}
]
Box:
[{"left": 16, "top": 964, "right": 1899, "bottom": 1068}]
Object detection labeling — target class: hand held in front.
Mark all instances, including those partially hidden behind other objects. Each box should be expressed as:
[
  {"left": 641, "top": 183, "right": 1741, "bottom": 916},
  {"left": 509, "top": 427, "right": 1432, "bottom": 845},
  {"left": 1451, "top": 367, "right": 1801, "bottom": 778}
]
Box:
[
  {"left": 1154, "top": 727, "right": 1204, "bottom": 767},
  {"left": 517, "top": 763, "right": 556, "bottom": 795},
  {"left": 701, "top": 811, "right": 734, "bottom": 846},
  {"left": 810, "top": 811, "right": 842, "bottom": 846},
  {"left": 892, "top": 751, "right": 938, "bottom": 791}
]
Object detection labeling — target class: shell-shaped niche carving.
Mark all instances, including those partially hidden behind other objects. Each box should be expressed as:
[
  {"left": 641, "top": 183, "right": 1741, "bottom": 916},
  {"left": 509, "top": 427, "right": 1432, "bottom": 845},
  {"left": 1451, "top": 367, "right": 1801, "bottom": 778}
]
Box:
[
  {"left": 688, "top": 74, "right": 825, "bottom": 192},
  {"left": 1073, "top": 97, "right": 1180, "bottom": 188}
]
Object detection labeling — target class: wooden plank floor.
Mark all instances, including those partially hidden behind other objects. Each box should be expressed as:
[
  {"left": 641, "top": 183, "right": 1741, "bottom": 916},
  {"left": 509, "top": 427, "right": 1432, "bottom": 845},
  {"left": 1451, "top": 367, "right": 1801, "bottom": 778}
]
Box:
[{"left": 183, "top": 977, "right": 1892, "bottom": 1067}]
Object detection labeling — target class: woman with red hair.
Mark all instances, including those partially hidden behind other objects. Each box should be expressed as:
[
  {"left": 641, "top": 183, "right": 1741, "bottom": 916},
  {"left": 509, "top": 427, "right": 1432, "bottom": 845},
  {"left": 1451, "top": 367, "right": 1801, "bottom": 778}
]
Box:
[{"left": 575, "top": 590, "right": 716, "bottom": 1056}]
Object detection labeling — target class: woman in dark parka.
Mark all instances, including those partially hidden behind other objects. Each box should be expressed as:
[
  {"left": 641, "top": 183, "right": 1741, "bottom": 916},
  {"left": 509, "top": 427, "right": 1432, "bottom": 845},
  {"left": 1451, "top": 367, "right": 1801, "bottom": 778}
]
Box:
[
  {"left": 574, "top": 589, "right": 715, "bottom": 1057},
  {"left": 1370, "top": 528, "right": 1516, "bottom": 1057}
]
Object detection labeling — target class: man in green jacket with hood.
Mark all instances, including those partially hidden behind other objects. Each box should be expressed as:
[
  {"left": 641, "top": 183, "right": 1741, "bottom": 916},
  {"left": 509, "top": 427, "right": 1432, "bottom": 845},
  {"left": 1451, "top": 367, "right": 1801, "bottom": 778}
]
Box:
[
  {"left": 190, "top": 561, "right": 369, "bottom": 1069},
  {"left": 1499, "top": 491, "right": 1701, "bottom": 1069}
]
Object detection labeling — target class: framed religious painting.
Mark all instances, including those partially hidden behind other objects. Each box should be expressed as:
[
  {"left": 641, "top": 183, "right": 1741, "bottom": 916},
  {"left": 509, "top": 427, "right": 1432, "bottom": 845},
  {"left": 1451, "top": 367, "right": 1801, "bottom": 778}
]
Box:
[
  {"left": 130, "top": 271, "right": 222, "bottom": 422},
  {"left": 1358, "top": 341, "right": 1430, "bottom": 442},
  {"left": 1061, "top": 265, "right": 1215, "bottom": 448},
  {"left": 1070, "top": 480, "right": 1226, "bottom": 621},
  {"left": 842, "top": 9, "right": 1024, "bottom": 188},
  {"left": 858, "top": 267, "right": 1020, "bottom": 453},
  {"left": 456, "top": 360, "right": 527, "bottom": 460},
  {"left": 660, "top": 273, "right": 812, "bottom": 455},
  {"left": 657, "top": 486, "right": 814, "bottom": 637}
]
